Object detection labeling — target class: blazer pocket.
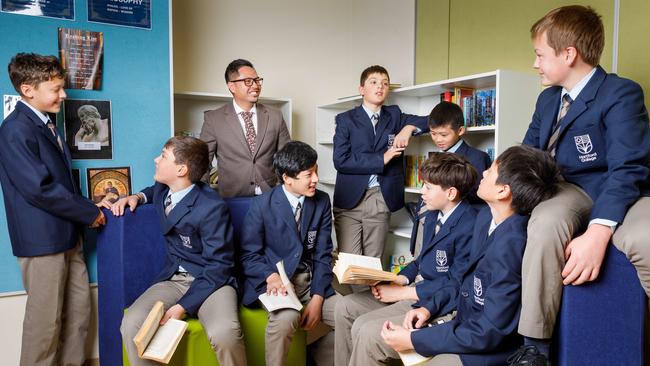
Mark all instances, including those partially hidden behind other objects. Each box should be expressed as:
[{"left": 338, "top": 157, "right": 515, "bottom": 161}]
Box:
[
  {"left": 471, "top": 270, "right": 491, "bottom": 309},
  {"left": 561, "top": 125, "right": 606, "bottom": 170},
  {"left": 175, "top": 229, "right": 202, "bottom": 253}
]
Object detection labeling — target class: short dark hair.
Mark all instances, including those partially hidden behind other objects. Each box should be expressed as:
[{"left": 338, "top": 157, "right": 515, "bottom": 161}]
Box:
[
  {"left": 419, "top": 152, "right": 477, "bottom": 200},
  {"left": 8, "top": 53, "right": 66, "bottom": 94},
  {"left": 428, "top": 101, "right": 464, "bottom": 130},
  {"left": 163, "top": 136, "right": 209, "bottom": 183},
  {"left": 360, "top": 65, "right": 389, "bottom": 86},
  {"left": 273, "top": 141, "right": 318, "bottom": 182},
  {"left": 224, "top": 59, "right": 254, "bottom": 83},
  {"left": 495, "top": 145, "right": 561, "bottom": 215}
]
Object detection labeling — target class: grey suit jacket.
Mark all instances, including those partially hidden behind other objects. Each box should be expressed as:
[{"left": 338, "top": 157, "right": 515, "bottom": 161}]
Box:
[{"left": 200, "top": 102, "right": 291, "bottom": 198}]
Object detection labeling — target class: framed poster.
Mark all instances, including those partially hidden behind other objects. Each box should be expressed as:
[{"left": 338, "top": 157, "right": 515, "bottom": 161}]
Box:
[
  {"left": 58, "top": 28, "right": 104, "bottom": 90},
  {"left": 63, "top": 99, "right": 113, "bottom": 160},
  {"left": 87, "top": 0, "right": 151, "bottom": 29},
  {"left": 3, "top": 94, "right": 20, "bottom": 119},
  {"left": 1, "top": 0, "right": 74, "bottom": 20},
  {"left": 86, "top": 166, "right": 131, "bottom": 204}
]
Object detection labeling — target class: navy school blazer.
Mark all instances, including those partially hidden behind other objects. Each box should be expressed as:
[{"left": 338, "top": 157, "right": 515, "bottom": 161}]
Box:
[
  {"left": 0, "top": 102, "right": 98, "bottom": 257},
  {"left": 523, "top": 66, "right": 650, "bottom": 223},
  {"left": 411, "top": 207, "right": 528, "bottom": 366},
  {"left": 399, "top": 200, "right": 477, "bottom": 306},
  {"left": 141, "top": 182, "right": 237, "bottom": 315},
  {"left": 455, "top": 140, "right": 491, "bottom": 204},
  {"left": 332, "top": 104, "right": 428, "bottom": 212},
  {"left": 239, "top": 185, "right": 335, "bottom": 306}
]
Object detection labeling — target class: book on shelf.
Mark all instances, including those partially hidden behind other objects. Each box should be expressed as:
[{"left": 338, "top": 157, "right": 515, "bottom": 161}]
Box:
[
  {"left": 333, "top": 252, "right": 397, "bottom": 285},
  {"left": 258, "top": 261, "right": 303, "bottom": 312},
  {"left": 398, "top": 349, "right": 433, "bottom": 366},
  {"left": 389, "top": 252, "right": 414, "bottom": 274},
  {"left": 404, "top": 155, "right": 428, "bottom": 188},
  {"left": 133, "top": 301, "right": 188, "bottom": 364},
  {"left": 437, "top": 87, "right": 496, "bottom": 128}
]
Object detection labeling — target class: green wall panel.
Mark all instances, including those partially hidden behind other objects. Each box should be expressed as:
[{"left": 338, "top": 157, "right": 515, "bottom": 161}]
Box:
[
  {"left": 618, "top": 0, "right": 650, "bottom": 109},
  {"left": 415, "top": 0, "right": 450, "bottom": 83}
]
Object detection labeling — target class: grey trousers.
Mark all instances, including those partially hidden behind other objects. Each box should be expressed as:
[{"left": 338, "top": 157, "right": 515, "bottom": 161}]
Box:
[
  {"left": 121, "top": 274, "right": 246, "bottom": 366},
  {"left": 265, "top": 271, "right": 340, "bottom": 366},
  {"left": 18, "top": 243, "right": 91, "bottom": 366},
  {"left": 519, "top": 181, "right": 650, "bottom": 338}
]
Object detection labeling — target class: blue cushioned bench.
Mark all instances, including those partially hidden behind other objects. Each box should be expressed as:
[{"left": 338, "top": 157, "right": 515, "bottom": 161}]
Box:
[{"left": 98, "top": 196, "right": 306, "bottom": 366}]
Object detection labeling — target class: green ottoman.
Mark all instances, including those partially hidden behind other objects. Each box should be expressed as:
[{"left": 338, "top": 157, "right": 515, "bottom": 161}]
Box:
[{"left": 123, "top": 306, "right": 306, "bottom": 365}]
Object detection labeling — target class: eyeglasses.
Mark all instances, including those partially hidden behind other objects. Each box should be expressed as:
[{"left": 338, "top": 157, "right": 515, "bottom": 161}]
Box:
[{"left": 229, "top": 77, "right": 264, "bottom": 87}]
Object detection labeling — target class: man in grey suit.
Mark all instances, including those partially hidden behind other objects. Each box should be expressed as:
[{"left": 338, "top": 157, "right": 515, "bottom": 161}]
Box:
[{"left": 200, "top": 59, "right": 291, "bottom": 198}]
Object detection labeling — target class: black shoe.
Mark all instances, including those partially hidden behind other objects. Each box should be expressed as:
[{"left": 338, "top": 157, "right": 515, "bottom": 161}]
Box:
[{"left": 507, "top": 345, "right": 549, "bottom": 366}]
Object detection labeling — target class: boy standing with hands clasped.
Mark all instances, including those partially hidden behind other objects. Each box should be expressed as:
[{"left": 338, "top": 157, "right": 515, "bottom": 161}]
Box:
[
  {"left": 511, "top": 6, "right": 650, "bottom": 364},
  {"left": 115, "top": 136, "right": 247, "bottom": 366},
  {"left": 0, "top": 53, "right": 107, "bottom": 366}
]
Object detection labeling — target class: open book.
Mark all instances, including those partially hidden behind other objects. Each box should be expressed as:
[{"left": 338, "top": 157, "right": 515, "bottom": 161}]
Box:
[
  {"left": 398, "top": 349, "right": 433, "bottom": 366},
  {"left": 133, "top": 301, "right": 188, "bottom": 364},
  {"left": 333, "top": 252, "right": 397, "bottom": 285},
  {"left": 258, "top": 261, "right": 303, "bottom": 312}
]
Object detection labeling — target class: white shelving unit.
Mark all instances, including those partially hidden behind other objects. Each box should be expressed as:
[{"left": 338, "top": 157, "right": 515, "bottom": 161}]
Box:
[
  {"left": 315, "top": 70, "right": 540, "bottom": 259},
  {"left": 173, "top": 91, "right": 292, "bottom": 137}
]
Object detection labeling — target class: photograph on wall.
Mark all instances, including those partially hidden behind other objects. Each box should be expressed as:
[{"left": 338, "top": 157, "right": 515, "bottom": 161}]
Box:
[
  {"left": 58, "top": 28, "right": 104, "bottom": 90},
  {"left": 71, "top": 168, "right": 81, "bottom": 193},
  {"left": 88, "top": 0, "right": 151, "bottom": 29},
  {"left": 3, "top": 94, "right": 21, "bottom": 119},
  {"left": 86, "top": 166, "right": 131, "bottom": 204},
  {"left": 63, "top": 99, "right": 112, "bottom": 160},
  {"left": 1, "top": 0, "right": 74, "bottom": 20}
]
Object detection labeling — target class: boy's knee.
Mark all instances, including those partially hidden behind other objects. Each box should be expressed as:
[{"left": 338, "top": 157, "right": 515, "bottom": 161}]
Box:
[
  {"left": 206, "top": 320, "right": 243, "bottom": 350},
  {"left": 350, "top": 314, "right": 375, "bottom": 340},
  {"left": 268, "top": 310, "right": 300, "bottom": 334},
  {"left": 120, "top": 310, "right": 141, "bottom": 338}
]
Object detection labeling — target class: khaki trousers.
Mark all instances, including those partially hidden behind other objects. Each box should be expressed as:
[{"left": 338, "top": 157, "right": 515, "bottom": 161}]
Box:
[
  {"left": 519, "top": 182, "right": 650, "bottom": 338},
  {"left": 121, "top": 274, "right": 246, "bottom": 366},
  {"left": 18, "top": 243, "right": 91, "bottom": 366},
  {"left": 265, "top": 271, "right": 340, "bottom": 366},
  {"left": 334, "top": 187, "right": 391, "bottom": 259}
]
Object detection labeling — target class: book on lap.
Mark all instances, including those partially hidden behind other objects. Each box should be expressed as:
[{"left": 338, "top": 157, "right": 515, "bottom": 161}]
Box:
[{"left": 133, "top": 301, "right": 188, "bottom": 364}]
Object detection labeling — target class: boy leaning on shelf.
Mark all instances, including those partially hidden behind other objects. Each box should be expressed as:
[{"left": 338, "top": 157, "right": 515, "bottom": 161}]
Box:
[
  {"left": 334, "top": 152, "right": 478, "bottom": 366},
  {"left": 371, "top": 145, "right": 561, "bottom": 366},
  {"left": 239, "top": 141, "right": 340, "bottom": 366},
  {"left": 510, "top": 6, "right": 650, "bottom": 364},
  {"left": 0, "top": 53, "right": 107, "bottom": 366},
  {"left": 332, "top": 65, "right": 428, "bottom": 262},
  {"left": 408, "top": 101, "right": 493, "bottom": 259},
  {"left": 113, "top": 136, "right": 247, "bottom": 366}
]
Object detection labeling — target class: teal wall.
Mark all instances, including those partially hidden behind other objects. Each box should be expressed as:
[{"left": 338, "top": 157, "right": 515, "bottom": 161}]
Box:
[{"left": 0, "top": 1, "right": 171, "bottom": 292}]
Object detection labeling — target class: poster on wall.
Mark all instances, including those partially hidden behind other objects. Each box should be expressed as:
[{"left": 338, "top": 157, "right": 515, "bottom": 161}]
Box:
[
  {"left": 87, "top": 0, "right": 151, "bottom": 29},
  {"left": 3, "top": 94, "right": 21, "bottom": 119},
  {"left": 86, "top": 166, "right": 131, "bottom": 203},
  {"left": 63, "top": 99, "right": 113, "bottom": 160},
  {"left": 58, "top": 28, "right": 104, "bottom": 90},
  {"left": 1, "top": 0, "right": 74, "bottom": 20}
]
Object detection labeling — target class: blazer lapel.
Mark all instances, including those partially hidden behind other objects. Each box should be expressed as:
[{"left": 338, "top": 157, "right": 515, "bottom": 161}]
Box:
[
  {"left": 253, "top": 104, "right": 269, "bottom": 158},
  {"left": 419, "top": 210, "right": 440, "bottom": 256},
  {"left": 299, "top": 196, "right": 315, "bottom": 242},
  {"left": 160, "top": 186, "right": 198, "bottom": 234},
  {"left": 273, "top": 188, "right": 300, "bottom": 236},
  {"left": 557, "top": 67, "right": 606, "bottom": 137},
  {"left": 225, "top": 103, "right": 253, "bottom": 157},
  {"left": 539, "top": 88, "right": 562, "bottom": 148},
  {"left": 353, "top": 106, "right": 377, "bottom": 145}
]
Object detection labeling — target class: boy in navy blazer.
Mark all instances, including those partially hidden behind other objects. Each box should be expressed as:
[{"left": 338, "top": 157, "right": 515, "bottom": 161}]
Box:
[
  {"left": 240, "top": 141, "right": 340, "bottom": 366},
  {"left": 114, "top": 136, "right": 247, "bottom": 366},
  {"left": 514, "top": 6, "right": 650, "bottom": 363},
  {"left": 0, "top": 53, "right": 106, "bottom": 366},
  {"left": 334, "top": 152, "right": 478, "bottom": 366},
  {"left": 374, "top": 145, "right": 561, "bottom": 366},
  {"left": 409, "top": 101, "right": 492, "bottom": 257},
  {"left": 333, "top": 65, "right": 429, "bottom": 262}
]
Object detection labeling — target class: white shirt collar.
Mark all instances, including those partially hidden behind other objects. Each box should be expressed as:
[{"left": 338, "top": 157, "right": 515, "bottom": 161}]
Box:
[
  {"left": 562, "top": 67, "right": 597, "bottom": 102},
  {"left": 20, "top": 100, "right": 50, "bottom": 124},
  {"left": 282, "top": 185, "right": 305, "bottom": 214},
  {"left": 166, "top": 184, "right": 195, "bottom": 207},
  {"left": 232, "top": 100, "right": 257, "bottom": 116},
  {"left": 488, "top": 219, "right": 498, "bottom": 236},
  {"left": 446, "top": 139, "right": 464, "bottom": 153},
  {"left": 362, "top": 104, "right": 381, "bottom": 120},
  {"left": 437, "top": 200, "right": 461, "bottom": 225}
]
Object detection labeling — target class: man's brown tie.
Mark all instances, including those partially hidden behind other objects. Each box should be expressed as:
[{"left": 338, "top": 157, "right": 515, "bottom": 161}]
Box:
[
  {"left": 46, "top": 121, "right": 64, "bottom": 152},
  {"left": 240, "top": 111, "right": 256, "bottom": 154},
  {"left": 547, "top": 94, "right": 573, "bottom": 157}
]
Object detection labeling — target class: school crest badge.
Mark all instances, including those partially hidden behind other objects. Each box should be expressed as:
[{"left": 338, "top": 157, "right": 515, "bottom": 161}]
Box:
[
  {"left": 574, "top": 134, "right": 593, "bottom": 154},
  {"left": 179, "top": 234, "right": 192, "bottom": 248},
  {"left": 436, "top": 250, "right": 447, "bottom": 267},
  {"left": 307, "top": 230, "right": 317, "bottom": 250},
  {"left": 473, "top": 276, "right": 483, "bottom": 297}
]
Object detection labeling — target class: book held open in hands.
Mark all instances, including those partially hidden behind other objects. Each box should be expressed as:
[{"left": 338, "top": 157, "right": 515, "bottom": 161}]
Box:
[
  {"left": 333, "top": 252, "right": 397, "bottom": 285},
  {"left": 398, "top": 349, "right": 433, "bottom": 366},
  {"left": 258, "top": 261, "right": 303, "bottom": 312},
  {"left": 133, "top": 301, "right": 188, "bottom": 364}
]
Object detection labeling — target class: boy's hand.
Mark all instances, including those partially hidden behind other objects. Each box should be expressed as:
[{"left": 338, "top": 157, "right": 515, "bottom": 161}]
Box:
[
  {"left": 372, "top": 283, "right": 413, "bottom": 303},
  {"left": 384, "top": 147, "right": 405, "bottom": 165},
  {"left": 394, "top": 275, "right": 410, "bottom": 286},
  {"left": 90, "top": 210, "right": 105, "bottom": 228},
  {"left": 111, "top": 194, "right": 140, "bottom": 217},
  {"left": 266, "top": 273, "right": 288, "bottom": 296},
  {"left": 562, "top": 223, "right": 612, "bottom": 285},
  {"left": 380, "top": 321, "right": 414, "bottom": 352},
  {"left": 160, "top": 304, "right": 186, "bottom": 325},
  {"left": 403, "top": 307, "right": 430, "bottom": 329},
  {"left": 300, "top": 294, "right": 323, "bottom": 331},
  {"left": 394, "top": 125, "right": 418, "bottom": 148},
  {"left": 96, "top": 197, "right": 113, "bottom": 210}
]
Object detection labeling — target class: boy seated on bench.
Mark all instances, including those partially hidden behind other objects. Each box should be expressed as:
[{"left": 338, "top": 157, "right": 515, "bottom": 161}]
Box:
[{"left": 112, "top": 136, "right": 247, "bottom": 366}]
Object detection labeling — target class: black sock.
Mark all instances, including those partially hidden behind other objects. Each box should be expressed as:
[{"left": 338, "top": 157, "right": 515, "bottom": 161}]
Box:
[{"left": 524, "top": 337, "right": 551, "bottom": 358}]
